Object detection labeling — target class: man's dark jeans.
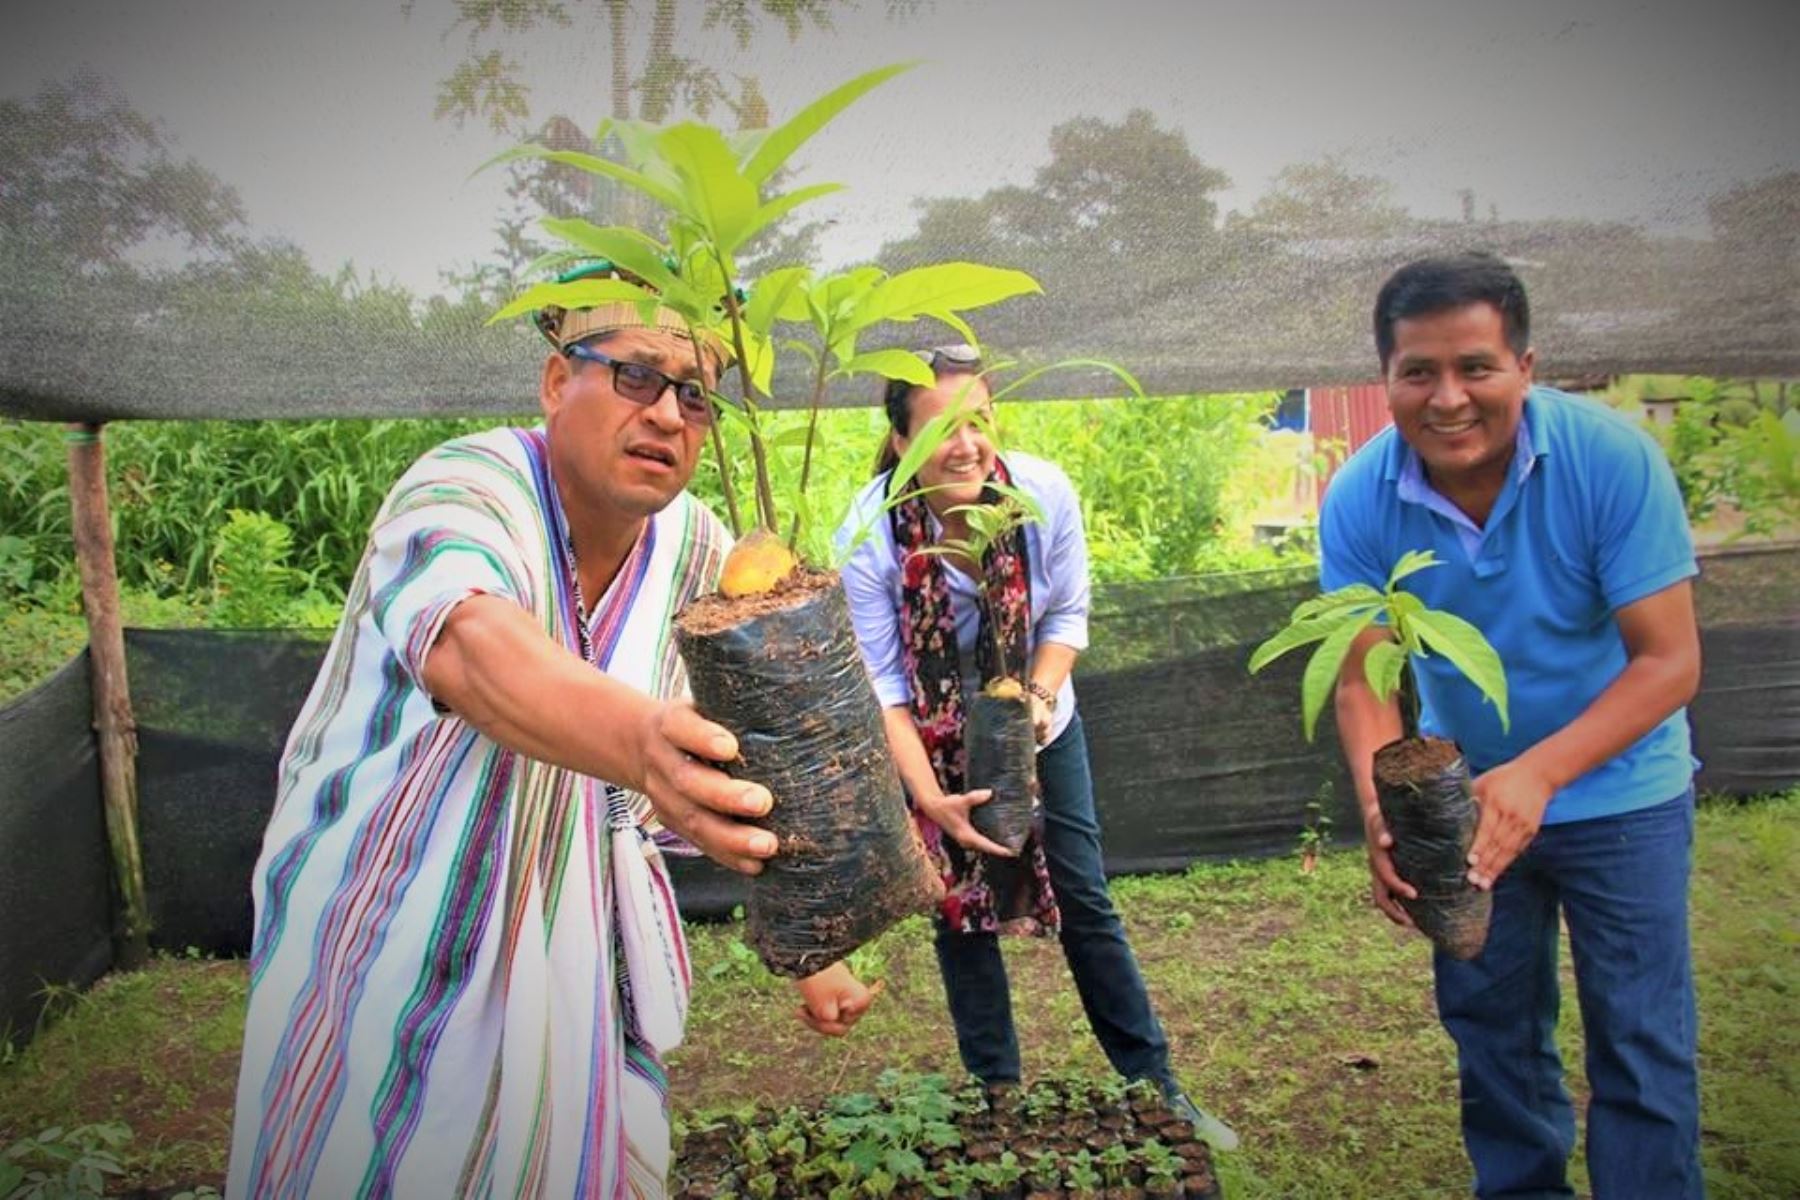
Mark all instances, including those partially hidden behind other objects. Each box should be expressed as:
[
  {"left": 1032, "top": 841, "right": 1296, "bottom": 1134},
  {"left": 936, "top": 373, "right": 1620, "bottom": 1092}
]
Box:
[
  {"left": 1433, "top": 788, "right": 1703, "bottom": 1199},
  {"left": 933, "top": 713, "right": 1173, "bottom": 1087}
]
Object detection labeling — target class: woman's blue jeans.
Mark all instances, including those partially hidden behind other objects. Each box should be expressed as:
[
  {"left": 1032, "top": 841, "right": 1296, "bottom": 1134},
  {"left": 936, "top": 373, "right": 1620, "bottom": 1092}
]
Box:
[
  {"left": 1432, "top": 788, "right": 1703, "bottom": 1199},
  {"left": 933, "top": 713, "right": 1174, "bottom": 1087}
]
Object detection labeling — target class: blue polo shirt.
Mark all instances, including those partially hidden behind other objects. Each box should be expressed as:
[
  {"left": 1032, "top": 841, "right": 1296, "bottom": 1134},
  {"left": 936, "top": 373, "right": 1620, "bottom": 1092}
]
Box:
[{"left": 1319, "top": 386, "right": 1698, "bottom": 825}]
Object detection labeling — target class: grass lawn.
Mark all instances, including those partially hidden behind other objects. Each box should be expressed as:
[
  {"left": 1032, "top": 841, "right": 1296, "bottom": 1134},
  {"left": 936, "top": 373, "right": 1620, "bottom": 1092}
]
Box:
[{"left": 1, "top": 792, "right": 1794, "bottom": 1198}]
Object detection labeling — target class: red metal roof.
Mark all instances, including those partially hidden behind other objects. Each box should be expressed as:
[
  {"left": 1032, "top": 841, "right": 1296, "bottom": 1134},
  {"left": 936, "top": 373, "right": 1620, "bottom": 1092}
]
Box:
[{"left": 1305, "top": 383, "right": 1392, "bottom": 505}]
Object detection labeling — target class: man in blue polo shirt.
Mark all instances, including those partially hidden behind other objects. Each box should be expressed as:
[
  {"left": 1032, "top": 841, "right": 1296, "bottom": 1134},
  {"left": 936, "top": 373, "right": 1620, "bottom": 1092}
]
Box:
[{"left": 1320, "top": 252, "right": 1704, "bottom": 1198}]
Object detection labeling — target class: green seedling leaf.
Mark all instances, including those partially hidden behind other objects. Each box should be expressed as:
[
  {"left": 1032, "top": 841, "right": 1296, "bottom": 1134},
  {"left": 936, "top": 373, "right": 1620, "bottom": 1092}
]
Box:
[
  {"left": 1387, "top": 590, "right": 1428, "bottom": 652},
  {"left": 1288, "top": 583, "right": 1384, "bottom": 623},
  {"left": 885, "top": 406, "right": 964, "bottom": 503},
  {"left": 473, "top": 144, "right": 685, "bottom": 212},
  {"left": 834, "top": 482, "right": 962, "bottom": 567},
  {"left": 1363, "top": 637, "right": 1407, "bottom": 704},
  {"left": 743, "top": 61, "right": 919, "bottom": 185},
  {"left": 743, "top": 267, "right": 813, "bottom": 335},
  {"left": 741, "top": 182, "right": 845, "bottom": 247},
  {"left": 535, "top": 220, "right": 675, "bottom": 289},
  {"left": 988, "top": 356, "right": 1144, "bottom": 403},
  {"left": 815, "top": 267, "right": 887, "bottom": 330},
  {"left": 983, "top": 481, "right": 1047, "bottom": 525},
  {"left": 655, "top": 122, "right": 761, "bottom": 252},
  {"left": 851, "top": 262, "right": 1041, "bottom": 329},
  {"left": 884, "top": 1148, "right": 925, "bottom": 1181},
  {"left": 609, "top": 118, "right": 663, "bottom": 169},
  {"left": 1387, "top": 548, "right": 1443, "bottom": 587},
  {"left": 835, "top": 349, "right": 936, "bottom": 386},
  {"left": 930, "top": 310, "right": 979, "bottom": 347},
  {"left": 486, "top": 278, "right": 659, "bottom": 324},
  {"left": 1410, "top": 607, "right": 1511, "bottom": 731},
  {"left": 1301, "top": 609, "right": 1380, "bottom": 740},
  {"left": 1248, "top": 606, "right": 1378, "bottom": 673},
  {"left": 844, "top": 1137, "right": 884, "bottom": 1176},
  {"left": 738, "top": 326, "right": 778, "bottom": 397},
  {"left": 517, "top": 247, "right": 595, "bottom": 280}
]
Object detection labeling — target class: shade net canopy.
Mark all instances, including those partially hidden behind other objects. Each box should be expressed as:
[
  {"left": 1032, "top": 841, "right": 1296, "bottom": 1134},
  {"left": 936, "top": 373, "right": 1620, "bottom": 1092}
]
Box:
[{"left": 2, "top": 0, "right": 1796, "bottom": 423}]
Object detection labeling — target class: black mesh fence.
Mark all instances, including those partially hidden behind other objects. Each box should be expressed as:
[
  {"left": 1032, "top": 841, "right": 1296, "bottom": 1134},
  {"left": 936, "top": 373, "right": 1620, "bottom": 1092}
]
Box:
[
  {"left": 126, "top": 629, "right": 333, "bottom": 957},
  {"left": 1686, "top": 543, "right": 1800, "bottom": 795},
  {"left": 0, "top": 653, "right": 111, "bottom": 1046},
  {"left": 1, "top": 546, "right": 1795, "bottom": 1041}
]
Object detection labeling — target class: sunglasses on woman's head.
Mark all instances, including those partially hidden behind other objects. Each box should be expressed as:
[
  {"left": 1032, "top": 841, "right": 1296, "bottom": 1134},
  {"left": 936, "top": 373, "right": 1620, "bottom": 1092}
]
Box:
[
  {"left": 566, "top": 341, "right": 715, "bottom": 427},
  {"left": 912, "top": 344, "right": 983, "bottom": 370}
]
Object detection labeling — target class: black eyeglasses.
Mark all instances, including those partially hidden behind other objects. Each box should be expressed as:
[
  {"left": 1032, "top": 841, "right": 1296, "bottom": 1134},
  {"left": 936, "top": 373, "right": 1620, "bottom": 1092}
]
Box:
[
  {"left": 911, "top": 343, "right": 982, "bottom": 370},
  {"left": 566, "top": 342, "right": 715, "bottom": 427}
]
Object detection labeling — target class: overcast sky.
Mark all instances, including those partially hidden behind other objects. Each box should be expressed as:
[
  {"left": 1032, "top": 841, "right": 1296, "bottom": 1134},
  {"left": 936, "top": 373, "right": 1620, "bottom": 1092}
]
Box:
[{"left": 6, "top": 0, "right": 1796, "bottom": 295}]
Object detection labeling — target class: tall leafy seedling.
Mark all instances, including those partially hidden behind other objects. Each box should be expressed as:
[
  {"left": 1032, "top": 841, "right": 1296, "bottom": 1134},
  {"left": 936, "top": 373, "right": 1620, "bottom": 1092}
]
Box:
[
  {"left": 481, "top": 64, "right": 1065, "bottom": 978},
  {"left": 1247, "top": 550, "right": 1508, "bottom": 959},
  {"left": 485, "top": 62, "right": 1041, "bottom": 579},
  {"left": 1247, "top": 549, "right": 1508, "bottom": 741},
  {"left": 912, "top": 475, "right": 1049, "bottom": 854}
]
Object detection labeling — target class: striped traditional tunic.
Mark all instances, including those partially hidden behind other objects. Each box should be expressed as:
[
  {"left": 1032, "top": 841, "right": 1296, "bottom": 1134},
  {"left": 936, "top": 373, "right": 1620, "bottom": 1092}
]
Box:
[{"left": 228, "top": 426, "right": 728, "bottom": 1199}]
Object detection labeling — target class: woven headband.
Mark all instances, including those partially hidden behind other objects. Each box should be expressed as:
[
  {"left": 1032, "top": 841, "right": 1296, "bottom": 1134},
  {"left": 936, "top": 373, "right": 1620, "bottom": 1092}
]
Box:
[{"left": 532, "top": 264, "right": 733, "bottom": 366}]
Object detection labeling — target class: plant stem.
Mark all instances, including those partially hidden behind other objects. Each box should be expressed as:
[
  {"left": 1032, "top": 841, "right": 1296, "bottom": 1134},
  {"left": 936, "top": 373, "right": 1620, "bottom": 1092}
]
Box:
[
  {"left": 683, "top": 327, "right": 742, "bottom": 536},
  {"left": 1401, "top": 661, "right": 1421, "bottom": 741},
  {"left": 718, "top": 272, "right": 778, "bottom": 531},
  {"left": 708, "top": 420, "right": 743, "bottom": 536},
  {"left": 982, "top": 595, "right": 1009, "bottom": 683},
  {"left": 787, "top": 355, "right": 831, "bottom": 550}
]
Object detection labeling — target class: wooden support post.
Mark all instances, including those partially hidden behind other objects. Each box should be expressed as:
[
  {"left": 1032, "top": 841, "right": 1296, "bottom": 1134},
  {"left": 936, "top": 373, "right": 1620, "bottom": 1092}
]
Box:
[{"left": 65, "top": 421, "right": 150, "bottom": 970}]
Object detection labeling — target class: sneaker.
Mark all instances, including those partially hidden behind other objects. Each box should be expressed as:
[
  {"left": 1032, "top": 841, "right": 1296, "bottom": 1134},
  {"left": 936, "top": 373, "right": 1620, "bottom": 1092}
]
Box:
[{"left": 1163, "top": 1087, "right": 1240, "bottom": 1153}]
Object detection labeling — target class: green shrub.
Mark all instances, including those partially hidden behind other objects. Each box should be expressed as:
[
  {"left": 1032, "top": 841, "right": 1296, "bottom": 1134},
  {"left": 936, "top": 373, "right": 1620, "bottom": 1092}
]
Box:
[
  {"left": 2, "top": 387, "right": 1296, "bottom": 636},
  {"left": 0, "top": 416, "right": 515, "bottom": 603},
  {"left": 999, "top": 393, "right": 1279, "bottom": 580},
  {"left": 208, "top": 510, "right": 339, "bottom": 630},
  {"left": 1608, "top": 375, "right": 1799, "bottom": 534}
]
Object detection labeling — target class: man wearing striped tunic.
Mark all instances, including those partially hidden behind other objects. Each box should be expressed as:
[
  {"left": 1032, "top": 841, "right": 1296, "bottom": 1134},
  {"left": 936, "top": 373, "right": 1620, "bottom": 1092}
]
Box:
[{"left": 228, "top": 290, "right": 875, "bottom": 1198}]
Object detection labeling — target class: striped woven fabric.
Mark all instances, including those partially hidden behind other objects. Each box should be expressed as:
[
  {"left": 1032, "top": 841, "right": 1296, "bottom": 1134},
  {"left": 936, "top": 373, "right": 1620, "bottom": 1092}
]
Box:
[{"left": 228, "top": 426, "right": 728, "bottom": 1198}]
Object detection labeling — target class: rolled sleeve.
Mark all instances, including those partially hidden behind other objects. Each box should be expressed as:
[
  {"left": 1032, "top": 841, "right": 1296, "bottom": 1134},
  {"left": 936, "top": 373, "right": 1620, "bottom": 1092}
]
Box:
[
  {"left": 367, "top": 469, "right": 535, "bottom": 695},
  {"left": 836, "top": 496, "right": 913, "bottom": 708}
]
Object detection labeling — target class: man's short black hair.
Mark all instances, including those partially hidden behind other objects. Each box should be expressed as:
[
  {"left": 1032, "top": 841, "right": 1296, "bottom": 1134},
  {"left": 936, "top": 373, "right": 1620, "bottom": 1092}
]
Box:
[{"left": 1373, "top": 252, "right": 1531, "bottom": 368}]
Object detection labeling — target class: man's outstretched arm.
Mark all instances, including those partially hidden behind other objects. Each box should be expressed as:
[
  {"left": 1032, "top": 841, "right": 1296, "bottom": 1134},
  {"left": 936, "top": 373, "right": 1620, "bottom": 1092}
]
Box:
[{"left": 423, "top": 594, "right": 779, "bottom": 875}]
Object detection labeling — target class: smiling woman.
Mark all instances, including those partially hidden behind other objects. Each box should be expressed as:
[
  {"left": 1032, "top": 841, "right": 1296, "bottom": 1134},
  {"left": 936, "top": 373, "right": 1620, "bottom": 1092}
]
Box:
[{"left": 833, "top": 346, "right": 1238, "bottom": 1145}]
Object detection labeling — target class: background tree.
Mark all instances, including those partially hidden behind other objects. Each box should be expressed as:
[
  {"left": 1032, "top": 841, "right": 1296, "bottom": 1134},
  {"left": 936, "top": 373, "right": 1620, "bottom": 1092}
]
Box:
[
  {"left": 414, "top": 0, "right": 911, "bottom": 287},
  {"left": 1237, "top": 156, "right": 1409, "bottom": 243},
  {"left": 0, "top": 73, "right": 245, "bottom": 273},
  {"left": 878, "top": 108, "right": 1233, "bottom": 355}
]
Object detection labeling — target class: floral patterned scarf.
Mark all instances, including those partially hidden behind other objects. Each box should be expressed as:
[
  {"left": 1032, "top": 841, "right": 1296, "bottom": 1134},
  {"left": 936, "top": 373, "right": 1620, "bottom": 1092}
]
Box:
[{"left": 889, "top": 456, "right": 1060, "bottom": 936}]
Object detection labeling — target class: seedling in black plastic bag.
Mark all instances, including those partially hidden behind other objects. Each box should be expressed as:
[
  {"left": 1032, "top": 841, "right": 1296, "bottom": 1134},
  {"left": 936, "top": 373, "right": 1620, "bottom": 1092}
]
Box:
[{"left": 1248, "top": 550, "right": 1509, "bottom": 958}]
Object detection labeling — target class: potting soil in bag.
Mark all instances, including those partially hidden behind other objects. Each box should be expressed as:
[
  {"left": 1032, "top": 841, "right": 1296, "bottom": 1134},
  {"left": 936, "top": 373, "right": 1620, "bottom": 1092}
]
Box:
[
  {"left": 1373, "top": 736, "right": 1492, "bottom": 960},
  {"left": 965, "top": 689, "right": 1037, "bottom": 853},
  {"left": 675, "top": 571, "right": 943, "bottom": 978}
]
